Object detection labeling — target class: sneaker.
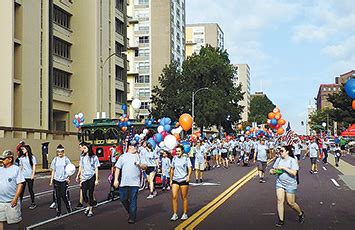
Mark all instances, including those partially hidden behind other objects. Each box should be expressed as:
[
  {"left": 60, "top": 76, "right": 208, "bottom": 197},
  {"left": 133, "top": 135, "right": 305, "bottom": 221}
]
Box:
[
  {"left": 87, "top": 210, "right": 94, "bottom": 217},
  {"left": 147, "top": 194, "right": 154, "bottom": 199},
  {"left": 213, "top": 165, "right": 216, "bottom": 168},
  {"left": 336, "top": 163, "right": 339, "bottom": 167},
  {"left": 196, "top": 179, "right": 199, "bottom": 183},
  {"left": 75, "top": 203, "right": 83, "bottom": 210},
  {"left": 217, "top": 165, "right": 220, "bottom": 168},
  {"left": 170, "top": 213, "right": 179, "bottom": 221},
  {"left": 298, "top": 211, "right": 305, "bottom": 224},
  {"left": 153, "top": 190, "right": 158, "bottom": 197},
  {"left": 167, "top": 186, "right": 171, "bottom": 191},
  {"left": 313, "top": 171, "right": 319, "bottom": 174},
  {"left": 162, "top": 187, "right": 165, "bottom": 191},
  {"left": 128, "top": 219, "right": 135, "bottom": 224},
  {"left": 181, "top": 213, "right": 188, "bottom": 220},
  {"left": 29, "top": 203, "right": 37, "bottom": 210},
  {"left": 259, "top": 179, "right": 266, "bottom": 183},
  {"left": 84, "top": 208, "right": 90, "bottom": 216},
  {"left": 49, "top": 202, "right": 56, "bottom": 209},
  {"left": 309, "top": 170, "right": 314, "bottom": 174},
  {"left": 56, "top": 212, "right": 61, "bottom": 217},
  {"left": 275, "top": 219, "right": 284, "bottom": 227},
  {"left": 199, "top": 179, "right": 203, "bottom": 183}
]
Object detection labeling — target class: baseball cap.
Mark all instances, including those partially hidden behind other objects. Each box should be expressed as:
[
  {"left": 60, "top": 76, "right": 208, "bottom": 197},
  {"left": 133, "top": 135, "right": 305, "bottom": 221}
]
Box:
[
  {"left": 0, "top": 150, "right": 15, "bottom": 159},
  {"left": 129, "top": 139, "right": 138, "bottom": 147}
]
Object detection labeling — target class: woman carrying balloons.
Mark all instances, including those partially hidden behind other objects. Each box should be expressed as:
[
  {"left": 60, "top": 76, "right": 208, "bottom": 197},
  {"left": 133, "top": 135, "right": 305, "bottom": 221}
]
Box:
[
  {"left": 270, "top": 145, "right": 305, "bottom": 227},
  {"left": 49, "top": 144, "right": 73, "bottom": 217},
  {"left": 170, "top": 145, "right": 192, "bottom": 221}
]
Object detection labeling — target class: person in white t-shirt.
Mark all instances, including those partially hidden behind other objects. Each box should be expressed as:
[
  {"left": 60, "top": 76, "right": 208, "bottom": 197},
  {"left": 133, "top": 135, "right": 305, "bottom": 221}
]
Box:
[{"left": 306, "top": 139, "right": 320, "bottom": 174}]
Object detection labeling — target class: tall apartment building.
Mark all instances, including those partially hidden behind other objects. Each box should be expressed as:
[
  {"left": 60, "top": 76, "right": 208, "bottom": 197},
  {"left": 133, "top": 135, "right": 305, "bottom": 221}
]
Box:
[
  {"left": 0, "top": 0, "right": 127, "bottom": 132},
  {"left": 233, "top": 64, "right": 250, "bottom": 122},
  {"left": 126, "top": 0, "right": 186, "bottom": 119},
  {"left": 185, "top": 23, "right": 224, "bottom": 57}
]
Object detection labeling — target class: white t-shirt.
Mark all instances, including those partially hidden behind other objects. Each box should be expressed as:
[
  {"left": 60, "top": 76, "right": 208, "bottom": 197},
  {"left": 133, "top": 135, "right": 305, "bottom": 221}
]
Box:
[
  {"left": 309, "top": 143, "right": 319, "bottom": 158},
  {"left": 19, "top": 155, "right": 37, "bottom": 179},
  {"left": 0, "top": 165, "right": 25, "bottom": 202},
  {"left": 171, "top": 156, "right": 192, "bottom": 182},
  {"left": 115, "top": 152, "right": 142, "bottom": 187},
  {"left": 256, "top": 144, "right": 268, "bottom": 162}
]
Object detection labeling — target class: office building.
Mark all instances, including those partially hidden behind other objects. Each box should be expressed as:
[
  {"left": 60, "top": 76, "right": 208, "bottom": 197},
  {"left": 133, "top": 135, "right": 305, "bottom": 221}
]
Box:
[{"left": 233, "top": 64, "right": 250, "bottom": 122}]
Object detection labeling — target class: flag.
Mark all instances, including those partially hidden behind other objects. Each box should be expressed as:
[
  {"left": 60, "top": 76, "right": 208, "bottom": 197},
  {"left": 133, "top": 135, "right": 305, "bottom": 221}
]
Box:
[{"left": 285, "top": 122, "right": 298, "bottom": 145}]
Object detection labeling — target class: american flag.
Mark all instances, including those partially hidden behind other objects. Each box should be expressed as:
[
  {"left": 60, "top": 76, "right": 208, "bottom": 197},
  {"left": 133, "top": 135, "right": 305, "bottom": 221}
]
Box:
[{"left": 285, "top": 122, "right": 298, "bottom": 145}]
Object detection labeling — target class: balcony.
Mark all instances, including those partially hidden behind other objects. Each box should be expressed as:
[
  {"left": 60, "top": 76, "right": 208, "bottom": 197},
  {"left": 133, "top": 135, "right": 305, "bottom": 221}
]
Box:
[
  {"left": 53, "top": 87, "right": 73, "bottom": 104},
  {"left": 115, "top": 80, "right": 124, "bottom": 91},
  {"left": 127, "top": 64, "right": 139, "bottom": 76},
  {"left": 127, "top": 16, "right": 139, "bottom": 24},
  {"left": 53, "top": 55, "right": 72, "bottom": 72}
]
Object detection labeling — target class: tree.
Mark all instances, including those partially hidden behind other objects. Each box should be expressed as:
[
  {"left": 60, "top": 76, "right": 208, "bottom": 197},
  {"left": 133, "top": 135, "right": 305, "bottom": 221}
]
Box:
[
  {"left": 248, "top": 95, "right": 275, "bottom": 124},
  {"left": 327, "top": 85, "right": 355, "bottom": 130},
  {"left": 308, "top": 109, "right": 334, "bottom": 133},
  {"left": 151, "top": 46, "right": 244, "bottom": 131}
]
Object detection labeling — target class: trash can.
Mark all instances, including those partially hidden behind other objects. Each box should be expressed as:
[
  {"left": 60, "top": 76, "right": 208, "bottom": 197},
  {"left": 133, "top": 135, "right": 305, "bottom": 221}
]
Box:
[{"left": 41, "top": 142, "right": 50, "bottom": 169}]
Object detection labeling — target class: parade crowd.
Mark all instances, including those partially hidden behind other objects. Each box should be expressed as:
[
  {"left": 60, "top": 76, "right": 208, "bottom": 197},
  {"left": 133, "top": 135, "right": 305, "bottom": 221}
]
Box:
[{"left": 0, "top": 134, "right": 348, "bottom": 229}]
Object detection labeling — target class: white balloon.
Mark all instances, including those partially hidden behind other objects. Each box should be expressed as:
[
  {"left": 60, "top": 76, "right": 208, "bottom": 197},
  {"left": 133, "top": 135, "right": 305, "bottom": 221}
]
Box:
[
  {"left": 176, "top": 126, "right": 183, "bottom": 133},
  {"left": 74, "top": 114, "right": 79, "bottom": 119},
  {"left": 78, "top": 112, "right": 84, "bottom": 118},
  {"left": 164, "top": 134, "right": 177, "bottom": 150},
  {"left": 143, "top": 129, "right": 149, "bottom": 134},
  {"left": 240, "top": 136, "right": 245, "bottom": 142},
  {"left": 132, "top": 99, "right": 142, "bottom": 109},
  {"left": 65, "top": 164, "right": 76, "bottom": 177},
  {"left": 139, "top": 133, "right": 145, "bottom": 139},
  {"left": 157, "top": 125, "right": 164, "bottom": 133},
  {"left": 171, "top": 129, "right": 177, "bottom": 134},
  {"left": 159, "top": 142, "right": 165, "bottom": 148}
]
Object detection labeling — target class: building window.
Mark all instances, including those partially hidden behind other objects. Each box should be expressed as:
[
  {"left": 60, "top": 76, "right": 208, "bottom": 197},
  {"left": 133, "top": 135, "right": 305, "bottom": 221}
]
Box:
[
  {"left": 137, "top": 88, "right": 150, "bottom": 97},
  {"left": 53, "top": 68, "right": 71, "bottom": 89},
  {"left": 115, "top": 18, "right": 124, "bottom": 34},
  {"left": 53, "top": 5, "right": 71, "bottom": 29},
  {"left": 115, "top": 42, "right": 124, "bottom": 56},
  {"left": 141, "top": 102, "right": 150, "bottom": 110},
  {"left": 135, "top": 75, "right": 150, "bottom": 83},
  {"left": 116, "top": 0, "right": 124, "bottom": 11},
  {"left": 116, "top": 65, "right": 124, "bottom": 81},
  {"left": 138, "top": 48, "right": 149, "bottom": 57},
  {"left": 115, "top": 89, "right": 123, "bottom": 104},
  {"left": 53, "top": 37, "right": 71, "bottom": 59},
  {"left": 136, "top": 0, "right": 149, "bottom": 5},
  {"left": 138, "top": 62, "right": 150, "bottom": 72},
  {"left": 138, "top": 36, "right": 149, "bottom": 44}
]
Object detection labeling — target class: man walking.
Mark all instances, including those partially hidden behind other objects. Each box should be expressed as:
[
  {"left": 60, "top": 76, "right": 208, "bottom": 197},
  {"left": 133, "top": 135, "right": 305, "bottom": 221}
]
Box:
[
  {"left": 0, "top": 150, "right": 25, "bottom": 230},
  {"left": 307, "top": 138, "right": 320, "bottom": 174},
  {"left": 254, "top": 139, "right": 268, "bottom": 183},
  {"left": 114, "top": 140, "right": 147, "bottom": 224}
]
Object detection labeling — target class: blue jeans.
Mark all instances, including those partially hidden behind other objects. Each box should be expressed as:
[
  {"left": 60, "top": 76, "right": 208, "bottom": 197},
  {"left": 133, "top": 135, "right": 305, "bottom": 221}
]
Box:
[
  {"left": 119, "top": 186, "right": 139, "bottom": 221},
  {"left": 162, "top": 175, "right": 170, "bottom": 188}
]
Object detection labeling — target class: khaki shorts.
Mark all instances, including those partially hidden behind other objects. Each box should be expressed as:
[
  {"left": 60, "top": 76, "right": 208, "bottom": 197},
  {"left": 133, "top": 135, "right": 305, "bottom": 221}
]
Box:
[
  {"left": 0, "top": 202, "right": 22, "bottom": 224},
  {"left": 195, "top": 161, "right": 205, "bottom": 171}
]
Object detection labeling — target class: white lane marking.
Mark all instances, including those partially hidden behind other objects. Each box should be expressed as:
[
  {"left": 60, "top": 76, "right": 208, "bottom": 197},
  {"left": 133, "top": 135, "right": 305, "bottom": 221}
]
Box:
[
  {"left": 26, "top": 198, "right": 119, "bottom": 229},
  {"left": 23, "top": 185, "right": 80, "bottom": 201},
  {"left": 322, "top": 166, "right": 327, "bottom": 171},
  {"left": 189, "top": 182, "right": 220, "bottom": 186},
  {"left": 331, "top": 178, "right": 340, "bottom": 187}
]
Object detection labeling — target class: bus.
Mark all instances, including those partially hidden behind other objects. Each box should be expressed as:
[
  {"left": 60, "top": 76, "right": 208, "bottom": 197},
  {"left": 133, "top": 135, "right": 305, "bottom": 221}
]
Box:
[{"left": 79, "top": 118, "right": 156, "bottom": 166}]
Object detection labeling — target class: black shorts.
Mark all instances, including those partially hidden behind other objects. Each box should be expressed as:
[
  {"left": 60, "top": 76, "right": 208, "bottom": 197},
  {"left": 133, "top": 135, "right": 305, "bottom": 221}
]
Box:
[
  {"left": 172, "top": 180, "right": 189, "bottom": 186},
  {"left": 295, "top": 155, "right": 300, "bottom": 160},
  {"left": 221, "top": 152, "right": 228, "bottom": 158},
  {"left": 146, "top": 166, "right": 156, "bottom": 175},
  {"left": 206, "top": 156, "right": 211, "bottom": 161},
  {"left": 310, "top": 157, "right": 317, "bottom": 164}
]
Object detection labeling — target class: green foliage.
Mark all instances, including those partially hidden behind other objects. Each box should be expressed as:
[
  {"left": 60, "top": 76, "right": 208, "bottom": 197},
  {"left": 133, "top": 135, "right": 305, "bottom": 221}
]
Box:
[
  {"left": 248, "top": 95, "right": 275, "bottom": 124},
  {"left": 308, "top": 109, "right": 334, "bottom": 133},
  {"left": 327, "top": 85, "right": 355, "bottom": 130},
  {"left": 151, "top": 46, "right": 244, "bottom": 129}
]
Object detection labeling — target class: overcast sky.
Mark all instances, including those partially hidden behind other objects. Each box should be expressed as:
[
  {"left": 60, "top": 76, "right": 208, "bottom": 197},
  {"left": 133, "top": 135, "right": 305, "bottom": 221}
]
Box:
[{"left": 186, "top": 0, "right": 355, "bottom": 134}]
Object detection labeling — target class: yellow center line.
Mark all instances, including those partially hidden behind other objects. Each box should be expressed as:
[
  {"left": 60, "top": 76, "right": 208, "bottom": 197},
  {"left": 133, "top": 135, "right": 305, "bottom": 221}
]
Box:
[{"left": 175, "top": 159, "right": 274, "bottom": 230}]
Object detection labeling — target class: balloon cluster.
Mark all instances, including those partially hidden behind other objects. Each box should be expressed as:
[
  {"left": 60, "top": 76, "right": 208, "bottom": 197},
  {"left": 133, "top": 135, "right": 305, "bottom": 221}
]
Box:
[
  {"left": 118, "top": 104, "right": 130, "bottom": 132},
  {"left": 245, "top": 126, "right": 269, "bottom": 138},
  {"left": 72, "top": 113, "right": 85, "bottom": 130},
  {"left": 344, "top": 78, "right": 355, "bottom": 110},
  {"left": 144, "top": 118, "right": 155, "bottom": 127},
  {"left": 267, "top": 107, "right": 286, "bottom": 135}
]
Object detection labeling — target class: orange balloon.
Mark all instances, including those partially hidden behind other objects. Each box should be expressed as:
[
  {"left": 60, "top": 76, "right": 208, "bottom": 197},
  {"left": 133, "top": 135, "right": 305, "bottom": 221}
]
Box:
[
  {"left": 277, "top": 127, "right": 284, "bottom": 135},
  {"left": 352, "top": 100, "right": 355, "bottom": 110},
  {"left": 273, "top": 108, "right": 280, "bottom": 113},
  {"left": 174, "top": 133, "right": 181, "bottom": 141},
  {"left": 121, "top": 127, "right": 127, "bottom": 132},
  {"left": 246, "top": 131, "right": 250, "bottom": 135},
  {"left": 278, "top": 119, "right": 286, "bottom": 125},
  {"left": 179, "top": 113, "right": 193, "bottom": 131},
  {"left": 175, "top": 122, "right": 180, "bottom": 127},
  {"left": 120, "top": 117, "right": 125, "bottom": 122},
  {"left": 250, "top": 128, "right": 255, "bottom": 133},
  {"left": 268, "top": 112, "right": 276, "bottom": 119},
  {"left": 274, "top": 113, "right": 282, "bottom": 120},
  {"left": 124, "top": 117, "right": 129, "bottom": 122}
]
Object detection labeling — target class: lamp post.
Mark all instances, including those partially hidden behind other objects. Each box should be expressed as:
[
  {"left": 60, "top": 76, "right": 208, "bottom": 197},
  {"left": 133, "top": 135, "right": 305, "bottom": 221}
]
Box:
[
  {"left": 100, "top": 53, "right": 117, "bottom": 116},
  {"left": 192, "top": 87, "right": 209, "bottom": 134}
]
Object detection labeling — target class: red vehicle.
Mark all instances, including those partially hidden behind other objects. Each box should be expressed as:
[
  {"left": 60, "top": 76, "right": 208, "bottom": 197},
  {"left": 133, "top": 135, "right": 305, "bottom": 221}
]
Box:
[{"left": 80, "top": 118, "right": 155, "bottom": 166}]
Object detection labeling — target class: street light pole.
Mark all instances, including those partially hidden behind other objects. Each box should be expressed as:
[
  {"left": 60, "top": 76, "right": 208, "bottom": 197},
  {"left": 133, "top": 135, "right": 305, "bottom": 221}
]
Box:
[
  {"left": 100, "top": 53, "right": 117, "bottom": 116},
  {"left": 191, "top": 87, "right": 209, "bottom": 134}
]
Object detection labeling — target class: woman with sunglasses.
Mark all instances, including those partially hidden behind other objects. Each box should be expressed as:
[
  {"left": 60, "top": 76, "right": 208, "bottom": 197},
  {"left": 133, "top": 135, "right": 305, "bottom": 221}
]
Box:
[
  {"left": 270, "top": 145, "right": 305, "bottom": 227},
  {"left": 170, "top": 145, "right": 192, "bottom": 221}
]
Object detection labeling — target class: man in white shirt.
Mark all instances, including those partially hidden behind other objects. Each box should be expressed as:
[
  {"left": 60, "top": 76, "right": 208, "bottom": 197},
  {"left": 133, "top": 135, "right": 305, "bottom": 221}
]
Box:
[{"left": 306, "top": 138, "right": 320, "bottom": 174}]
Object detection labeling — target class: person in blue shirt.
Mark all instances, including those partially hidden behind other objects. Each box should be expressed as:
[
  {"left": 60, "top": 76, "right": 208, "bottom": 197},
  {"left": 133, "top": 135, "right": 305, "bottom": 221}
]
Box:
[
  {"left": 49, "top": 144, "right": 72, "bottom": 217},
  {"left": 76, "top": 142, "right": 100, "bottom": 217},
  {"left": 270, "top": 145, "right": 305, "bottom": 227},
  {"left": 0, "top": 150, "right": 25, "bottom": 229},
  {"left": 18, "top": 145, "right": 37, "bottom": 209},
  {"left": 170, "top": 145, "right": 192, "bottom": 221}
]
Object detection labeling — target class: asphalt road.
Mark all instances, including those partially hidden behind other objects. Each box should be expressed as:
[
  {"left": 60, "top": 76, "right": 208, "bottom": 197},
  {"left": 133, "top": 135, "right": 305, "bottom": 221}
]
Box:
[{"left": 5, "top": 156, "right": 355, "bottom": 230}]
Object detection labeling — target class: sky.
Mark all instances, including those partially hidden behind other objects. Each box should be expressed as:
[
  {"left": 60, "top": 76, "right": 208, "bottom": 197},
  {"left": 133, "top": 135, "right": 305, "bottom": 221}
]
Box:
[{"left": 186, "top": 0, "right": 355, "bottom": 134}]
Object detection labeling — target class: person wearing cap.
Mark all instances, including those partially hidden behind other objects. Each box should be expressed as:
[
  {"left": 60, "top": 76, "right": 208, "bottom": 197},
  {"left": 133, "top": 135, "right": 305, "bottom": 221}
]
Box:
[
  {"left": 49, "top": 144, "right": 72, "bottom": 217},
  {"left": 114, "top": 139, "right": 147, "bottom": 224},
  {"left": 0, "top": 150, "right": 25, "bottom": 229}
]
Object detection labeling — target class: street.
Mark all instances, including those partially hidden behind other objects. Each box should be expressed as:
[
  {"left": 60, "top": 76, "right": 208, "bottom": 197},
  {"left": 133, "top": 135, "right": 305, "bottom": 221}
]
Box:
[{"left": 7, "top": 154, "right": 355, "bottom": 230}]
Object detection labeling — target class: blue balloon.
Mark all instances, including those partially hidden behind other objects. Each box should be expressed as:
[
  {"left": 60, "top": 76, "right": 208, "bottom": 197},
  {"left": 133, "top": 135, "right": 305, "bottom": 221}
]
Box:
[
  {"left": 164, "top": 124, "right": 171, "bottom": 132},
  {"left": 154, "top": 133, "right": 163, "bottom": 143},
  {"left": 345, "top": 78, "right": 355, "bottom": 99},
  {"left": 72, "top": 119, "right": 77, "bottom": 124},
  {"left": 160, "top": 118, "right": 166, "bottom": 126},
  {"left": 147, "top": 138, "right": 156, "bottom": 149},
  {"left": 165, "top": 117, "right": 172, "bottom": 125},
  {"left": 246, "top": 126, "right": 251, "bottom": 131},
  {"left": 134, "top": 136, "right": 140, "bottom": 142},
  {"left": 147, "top": 120, "right": 153, "bottom": 127},
  {"left": 183, "top": 145, "right": 191, "bottom": 153},
  {"left": 122, "top": 114, "right": 127, "bottom": 118},
  {"left": 127, "top": 121, "right": 131, "bottom": 126},
  {"left": 121, "top": 104, "right": 127, "bottom": 111},
  {"left": 271, "top": 118, "right": 278, "bottom": 126}
]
